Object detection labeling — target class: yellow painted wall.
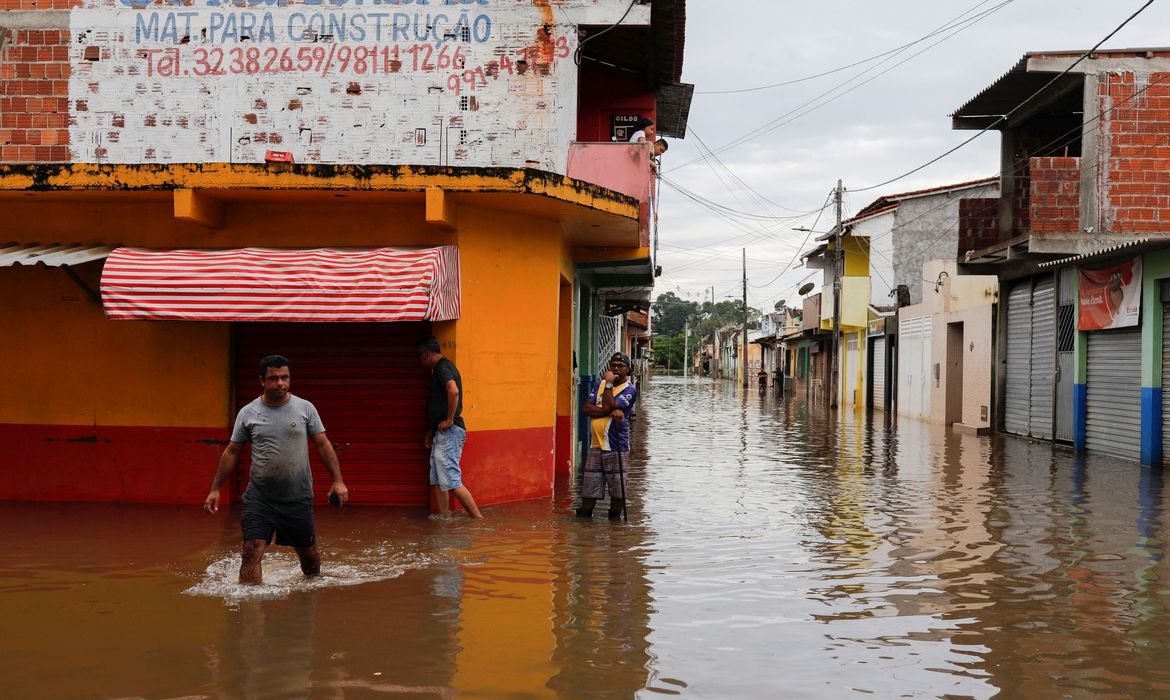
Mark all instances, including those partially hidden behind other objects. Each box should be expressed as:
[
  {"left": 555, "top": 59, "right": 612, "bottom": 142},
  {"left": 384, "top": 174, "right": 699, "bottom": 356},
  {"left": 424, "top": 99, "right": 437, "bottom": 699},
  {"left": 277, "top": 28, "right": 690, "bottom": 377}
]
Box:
[
  {"left": 0, "top": 263, "right": 229, "bottom": 427},
  {"left": 819, "top": 276, "right": 871, "bottom": 332},
  {"left": 842, "top": 236, "right": 869, "bottom": 277},
  {"left": 840, "top": 276, "right": 872, "bottom": 329},
  {"left": 0, "top": 195, "right": 576, "bottom": 435},
  {"left": 449, "top": 204, "right": 563, "bottom": 433},
  {"left": 556, "top": 277, "right": 573, "bottom": 420}
]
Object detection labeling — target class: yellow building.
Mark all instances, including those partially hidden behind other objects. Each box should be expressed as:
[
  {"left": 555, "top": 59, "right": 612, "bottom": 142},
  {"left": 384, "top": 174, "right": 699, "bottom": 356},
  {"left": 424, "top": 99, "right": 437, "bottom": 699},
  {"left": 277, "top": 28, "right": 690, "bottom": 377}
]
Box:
[
  {"left": 805, "top": 233, "right": 873, "bottom": 411},
  {"left": 0, "top": 1, "right": 690, "bottom": 506}
]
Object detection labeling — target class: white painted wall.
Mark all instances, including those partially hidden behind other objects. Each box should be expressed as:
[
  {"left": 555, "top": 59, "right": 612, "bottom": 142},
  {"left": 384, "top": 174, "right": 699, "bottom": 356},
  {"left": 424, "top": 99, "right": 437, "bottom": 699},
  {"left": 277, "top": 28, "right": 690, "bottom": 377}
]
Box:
[{"left": 67, "top": 0, "right": 648, "bottom": 169}]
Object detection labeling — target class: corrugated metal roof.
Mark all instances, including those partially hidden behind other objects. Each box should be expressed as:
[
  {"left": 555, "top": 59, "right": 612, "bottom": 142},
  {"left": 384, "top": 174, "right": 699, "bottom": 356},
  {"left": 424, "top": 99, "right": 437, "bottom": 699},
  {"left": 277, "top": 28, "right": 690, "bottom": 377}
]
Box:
[
  {"left": 0, "top": 243, "right": 115, "bottom": 267},
  {"left": 848, "top": 177, "right": 999, "bottom": 223},
  {"left": 1037, "top": 238, "right": 1150, "bottom": 268},
  {"left": 951, "top": 48, "right": 1170, "bottom": 122}
]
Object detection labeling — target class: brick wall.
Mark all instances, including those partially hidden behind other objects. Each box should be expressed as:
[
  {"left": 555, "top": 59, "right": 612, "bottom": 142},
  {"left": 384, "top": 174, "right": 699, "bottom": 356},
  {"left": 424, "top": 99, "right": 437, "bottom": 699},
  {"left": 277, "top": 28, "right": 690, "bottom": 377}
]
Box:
[
  {"left": 958, "top": 197, "right": 999, "bottom": 254},
  {"left": 1029, "top": 156, "right": 1080, "bottom": 232},
  {"left": 1, "top": 1, "right": 646, "bottom": 169},
  {"left": 0, "top": 17, "right": 74, "bottom": 162},
  {"left": 1101, "top": 72, "right": 1170, "bottom": 234}
]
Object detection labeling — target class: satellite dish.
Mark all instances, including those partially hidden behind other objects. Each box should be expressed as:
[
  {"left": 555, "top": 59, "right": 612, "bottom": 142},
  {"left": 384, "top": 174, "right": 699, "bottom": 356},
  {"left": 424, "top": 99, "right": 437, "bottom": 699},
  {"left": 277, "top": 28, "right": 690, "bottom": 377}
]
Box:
[
  {"left": 798, "top": 282, "right": 816, "bottom": 296},
  {"left": 773, "top": 300, "right": 786, "bottom": 311}
]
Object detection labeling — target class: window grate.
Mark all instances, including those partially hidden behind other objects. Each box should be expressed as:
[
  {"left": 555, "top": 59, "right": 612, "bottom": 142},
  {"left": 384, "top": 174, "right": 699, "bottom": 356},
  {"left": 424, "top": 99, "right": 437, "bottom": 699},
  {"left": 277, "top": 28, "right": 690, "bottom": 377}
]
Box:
[{"left": 1058, "top": 304, "right": 1075, "bottom": 352}]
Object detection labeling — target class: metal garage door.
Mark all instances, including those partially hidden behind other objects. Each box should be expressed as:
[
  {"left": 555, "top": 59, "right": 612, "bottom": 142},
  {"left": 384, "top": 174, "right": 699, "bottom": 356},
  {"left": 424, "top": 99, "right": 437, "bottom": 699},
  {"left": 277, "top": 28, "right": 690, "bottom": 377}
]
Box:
[
  {"left": 1003, "top": 283, "right": 1033, "bottom": 436},
  {"left": 234, "top": 321, "right": 433, "bottom": 506},
  {"left": 1029, "top": 277, "right": 1056, "bottom": 440},
  {"left": 1003, "top": 277, "right": 1056, "bottom": 439},
  {"left": 871, "top": 337, "right": 887, "bottom": 411},
  {"left": 1162, "top": 298, "right": 1170, "bottom": 463},
  {"left": 1055, "top": 269, "right": 1077, "bottom": 442},
  {"left": 1086, "top": 329, "right": 1142, "bottom": 461}
]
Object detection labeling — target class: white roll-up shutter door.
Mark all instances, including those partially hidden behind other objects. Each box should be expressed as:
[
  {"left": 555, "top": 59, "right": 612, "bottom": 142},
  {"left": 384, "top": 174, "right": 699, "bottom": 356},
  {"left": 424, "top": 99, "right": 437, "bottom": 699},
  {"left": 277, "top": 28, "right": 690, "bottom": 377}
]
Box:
[
  {"left": 872, "top": 337, "right": 887, "bottom": 411},
  {"left": 1086, "top": 329, "right": 1142, "bottom": 461},
  {"left": 1003, "top": 282, "right": 1033, "bottom": 436},
  {"left": 1029, "top": 277, "right": 1056, "bottom": 440}
]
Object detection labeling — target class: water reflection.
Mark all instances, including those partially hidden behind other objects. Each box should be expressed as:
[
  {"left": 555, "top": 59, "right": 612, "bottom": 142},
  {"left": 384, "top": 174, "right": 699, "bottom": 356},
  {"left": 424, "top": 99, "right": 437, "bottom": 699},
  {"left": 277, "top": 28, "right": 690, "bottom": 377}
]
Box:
[{"left": 8, "top": 377, "right": 1170, "bottom": 698}]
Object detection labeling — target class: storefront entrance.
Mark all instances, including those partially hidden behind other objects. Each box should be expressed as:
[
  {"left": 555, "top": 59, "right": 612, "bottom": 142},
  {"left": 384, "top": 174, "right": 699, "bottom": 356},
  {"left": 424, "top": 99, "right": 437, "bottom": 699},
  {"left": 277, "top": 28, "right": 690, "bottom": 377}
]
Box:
[{"left": 233, "top": 322, "right": 433, "bottom": 506}]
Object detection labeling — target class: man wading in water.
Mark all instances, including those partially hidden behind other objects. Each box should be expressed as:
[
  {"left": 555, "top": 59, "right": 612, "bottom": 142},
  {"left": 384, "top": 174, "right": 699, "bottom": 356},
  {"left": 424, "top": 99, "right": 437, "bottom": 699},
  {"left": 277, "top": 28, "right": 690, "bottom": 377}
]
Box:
[
  {"left": 203, "top": 355, "right": 349, "bottom": 584},
  {"left": 576, "top": 352, "right": 639, "bottom": 519}
]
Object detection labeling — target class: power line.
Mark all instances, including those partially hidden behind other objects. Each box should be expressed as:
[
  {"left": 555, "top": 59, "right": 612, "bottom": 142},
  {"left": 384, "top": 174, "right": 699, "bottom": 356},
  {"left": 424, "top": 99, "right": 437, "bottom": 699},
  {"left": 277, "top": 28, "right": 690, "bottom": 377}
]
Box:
[
  {"left": 748, "top": 191, "right": 835, "bottom": 289},
  {"left": 851, "top": 0, "right": 1157, "bottom": 193},
  {"left": 860, "top": 69, "right": 1170, "bottom": 249},
  {"left": 660, "top": 176, "right": 824, "bottom": 222},
  {"left": 661, "top": 63, "right": 1169, "bottom": 303},
  {"left": 687, "top": 126, "right": 816, "bottom": 214},
  {"left": 696, "top": 0, "right": 1001, "bottom": 96},
  {"left": 665, "top": 0, "right": 1015, "bottom": 174},
  {"left": 658, "top": 188, "right": 833, "bottom": 274}
]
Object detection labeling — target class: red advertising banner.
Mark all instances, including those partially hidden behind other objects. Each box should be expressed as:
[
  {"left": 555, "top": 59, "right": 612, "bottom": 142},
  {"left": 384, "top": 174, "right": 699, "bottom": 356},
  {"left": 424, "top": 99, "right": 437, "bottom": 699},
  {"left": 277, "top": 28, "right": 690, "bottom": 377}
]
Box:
[{"left": 1078, "top": 258, "right": 1142, "bottom": 331}]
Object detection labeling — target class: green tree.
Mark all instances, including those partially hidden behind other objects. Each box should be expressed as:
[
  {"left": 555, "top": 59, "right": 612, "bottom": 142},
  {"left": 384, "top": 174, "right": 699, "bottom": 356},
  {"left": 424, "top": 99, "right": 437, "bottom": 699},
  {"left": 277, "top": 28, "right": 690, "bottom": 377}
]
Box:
[
  {"left": 653, "top": 333, "right": 685, "bottom": 369},
  {"left": 651, "top": 292, "right": 699, "bottom": 337},
  {"left": 651, "top": 293, "right": 762, "bottom": 368}
]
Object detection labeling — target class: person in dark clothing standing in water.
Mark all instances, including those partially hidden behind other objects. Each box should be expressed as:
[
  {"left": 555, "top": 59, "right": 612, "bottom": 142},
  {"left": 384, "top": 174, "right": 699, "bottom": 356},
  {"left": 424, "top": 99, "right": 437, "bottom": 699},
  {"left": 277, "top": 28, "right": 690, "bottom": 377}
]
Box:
[
  {"left": 577, "top": 351, "right": 639, "bottom": 519},
  {"left": 203, "top": 355, "right": 349, "bottom": 585},
  {"left": 417, "top": 336, "right": 484, "bottom": 519}
]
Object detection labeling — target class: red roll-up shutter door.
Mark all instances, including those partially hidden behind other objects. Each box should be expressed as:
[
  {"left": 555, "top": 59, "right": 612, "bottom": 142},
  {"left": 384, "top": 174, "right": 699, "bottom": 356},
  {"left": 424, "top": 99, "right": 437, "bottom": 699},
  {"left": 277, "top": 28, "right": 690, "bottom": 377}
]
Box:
[{"left": 233, "top": 322, "right": 432, "bottom": 507}]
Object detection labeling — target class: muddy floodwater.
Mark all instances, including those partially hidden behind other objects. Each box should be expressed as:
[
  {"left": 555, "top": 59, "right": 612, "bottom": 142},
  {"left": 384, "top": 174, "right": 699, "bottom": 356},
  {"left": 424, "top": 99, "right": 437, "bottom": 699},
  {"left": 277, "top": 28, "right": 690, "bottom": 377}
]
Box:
[{"left": 7, "top": 375, "right": 1170, "bottom": 699}]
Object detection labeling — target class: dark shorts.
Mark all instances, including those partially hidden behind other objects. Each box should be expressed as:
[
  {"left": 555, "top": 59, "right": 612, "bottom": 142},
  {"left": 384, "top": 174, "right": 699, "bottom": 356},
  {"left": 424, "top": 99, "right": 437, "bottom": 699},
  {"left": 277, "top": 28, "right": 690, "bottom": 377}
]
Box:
[{"left": 241, "top": 498, "right": 316, "bottom": 549}]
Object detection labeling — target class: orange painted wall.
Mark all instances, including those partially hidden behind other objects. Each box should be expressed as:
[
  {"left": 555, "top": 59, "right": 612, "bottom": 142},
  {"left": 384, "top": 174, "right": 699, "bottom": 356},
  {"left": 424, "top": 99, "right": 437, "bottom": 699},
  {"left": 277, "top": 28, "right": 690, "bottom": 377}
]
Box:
[
  {"left": 0, "top": 195, "right": 443, "bottom": 248},
  {"left": 0, "top": 263, "right": 229, "bottom": 427},
  {"left": 447, "top": 204, "right": 563, "bottom": 434},
  {"left": 0, "top": 194, "right": 575, "bottom": 504}
]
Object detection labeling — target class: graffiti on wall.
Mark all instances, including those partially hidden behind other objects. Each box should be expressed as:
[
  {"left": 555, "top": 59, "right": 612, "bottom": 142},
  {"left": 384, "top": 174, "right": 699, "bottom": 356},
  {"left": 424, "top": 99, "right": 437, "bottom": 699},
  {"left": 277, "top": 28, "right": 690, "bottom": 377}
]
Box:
[{"left": 66, "top": 1, "right": 635, "bottom": 168}]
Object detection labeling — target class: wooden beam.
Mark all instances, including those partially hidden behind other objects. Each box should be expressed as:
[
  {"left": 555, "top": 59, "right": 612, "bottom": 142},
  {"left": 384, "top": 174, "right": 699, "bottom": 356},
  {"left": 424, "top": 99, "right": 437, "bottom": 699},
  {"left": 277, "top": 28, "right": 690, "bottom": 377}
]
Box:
[
  {"left": 425, "top": 187, "right": 456, "bottom": 230},
  {"left": 173, "top": 189, "right": 225, "bottom": 229}
]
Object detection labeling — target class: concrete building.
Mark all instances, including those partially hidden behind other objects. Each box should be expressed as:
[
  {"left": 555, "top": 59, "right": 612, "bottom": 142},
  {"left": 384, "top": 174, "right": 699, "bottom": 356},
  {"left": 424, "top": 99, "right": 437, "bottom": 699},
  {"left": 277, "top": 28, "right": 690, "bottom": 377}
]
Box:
[
  {"left": 827, "top": 179, "right": 1002, "bottom": 417},
  {"left": 0, "top": 0, "right": 690, "bottom": 504},
  {"left": 956, "top": 49, "right": 1170, "bottom": 464},
  {"left": 751, "top": 311, "right": 786, "bottom": 389},
  {"left": 896, "top": 260, "right": 998, "bottom": 432},
  {"left": 782, "top": 292, "right": 829, "bottom": 404}
]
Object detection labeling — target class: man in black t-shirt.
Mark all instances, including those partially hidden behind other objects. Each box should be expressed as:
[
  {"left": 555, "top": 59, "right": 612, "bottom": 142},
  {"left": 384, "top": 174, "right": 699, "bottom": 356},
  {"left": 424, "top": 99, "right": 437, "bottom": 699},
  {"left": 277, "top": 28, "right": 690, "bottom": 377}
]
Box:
[{"left": 416, "top": 336, "right": 484, "bottom": 519}]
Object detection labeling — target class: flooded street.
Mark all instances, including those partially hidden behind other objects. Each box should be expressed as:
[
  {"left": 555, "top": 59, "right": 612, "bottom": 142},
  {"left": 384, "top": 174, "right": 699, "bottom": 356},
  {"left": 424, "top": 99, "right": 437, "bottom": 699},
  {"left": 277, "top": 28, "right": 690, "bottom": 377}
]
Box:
[{"left": 6, "top": 375, "right": 1170, "bottom": 699}]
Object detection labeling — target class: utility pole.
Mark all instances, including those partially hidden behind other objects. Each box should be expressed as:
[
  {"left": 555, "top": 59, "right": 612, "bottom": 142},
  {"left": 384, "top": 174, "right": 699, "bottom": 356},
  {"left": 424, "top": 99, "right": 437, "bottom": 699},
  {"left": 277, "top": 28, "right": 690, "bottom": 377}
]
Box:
[
  {"left": 830, "top": 179, "right": 844, "bottom": 409},
  {"left": 742, "top": 248, "right": 749, "bottom": 388},
  {"left": 684, "top": 317, "right": 689, "bottom": 378}
]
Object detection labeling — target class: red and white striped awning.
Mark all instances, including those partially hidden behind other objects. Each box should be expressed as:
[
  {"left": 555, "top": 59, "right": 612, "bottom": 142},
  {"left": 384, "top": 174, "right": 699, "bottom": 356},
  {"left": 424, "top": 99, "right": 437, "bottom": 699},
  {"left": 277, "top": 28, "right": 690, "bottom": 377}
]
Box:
[{"left": 100, "top": 246, "right": 460, "bottom": 322}]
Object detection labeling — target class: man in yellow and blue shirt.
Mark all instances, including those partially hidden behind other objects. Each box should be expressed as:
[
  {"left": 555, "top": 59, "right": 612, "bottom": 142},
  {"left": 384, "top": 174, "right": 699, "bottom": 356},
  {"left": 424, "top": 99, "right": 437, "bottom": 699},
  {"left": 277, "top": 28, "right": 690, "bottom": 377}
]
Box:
[{"left": 576, "top": 351, "right": 639, "bottom": 519}]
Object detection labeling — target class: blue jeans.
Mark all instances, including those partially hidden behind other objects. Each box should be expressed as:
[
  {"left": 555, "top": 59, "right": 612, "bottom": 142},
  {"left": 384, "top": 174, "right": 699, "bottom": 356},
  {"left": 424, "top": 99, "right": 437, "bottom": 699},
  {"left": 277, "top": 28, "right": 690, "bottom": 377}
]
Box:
[{"left": 429, "top": 425, "right": 466, "bottom": 491}]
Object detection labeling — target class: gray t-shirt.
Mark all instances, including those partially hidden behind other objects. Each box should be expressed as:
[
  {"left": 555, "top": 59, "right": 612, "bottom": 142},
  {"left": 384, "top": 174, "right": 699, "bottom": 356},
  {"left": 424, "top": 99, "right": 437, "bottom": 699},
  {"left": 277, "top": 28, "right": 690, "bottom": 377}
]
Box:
[{"left": 231, "top": 394, "right": 325, "bottom": 505}]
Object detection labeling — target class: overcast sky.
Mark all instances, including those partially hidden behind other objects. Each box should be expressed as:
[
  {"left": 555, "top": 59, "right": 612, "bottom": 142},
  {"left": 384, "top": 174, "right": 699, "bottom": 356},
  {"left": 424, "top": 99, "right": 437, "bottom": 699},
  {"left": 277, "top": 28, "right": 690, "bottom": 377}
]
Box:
[{"left": 657, "top": 0, "right": 1170, "bottom": 313}]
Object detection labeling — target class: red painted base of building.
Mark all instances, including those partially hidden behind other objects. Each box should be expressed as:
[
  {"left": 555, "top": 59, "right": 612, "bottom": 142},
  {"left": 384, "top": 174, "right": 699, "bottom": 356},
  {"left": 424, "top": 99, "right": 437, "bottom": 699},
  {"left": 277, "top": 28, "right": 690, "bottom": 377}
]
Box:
[
  {"left": 0, "top": 423, "right": 555, "bottom": 506},
  {"left": 0, "top": 423, "right": 226, "bottom": 505},
  {"left": 459, "top": 425, "right": 554, "bottom": 505},
  {"left": 555, "top": 414, "right": 572, "bottom": 478}
]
